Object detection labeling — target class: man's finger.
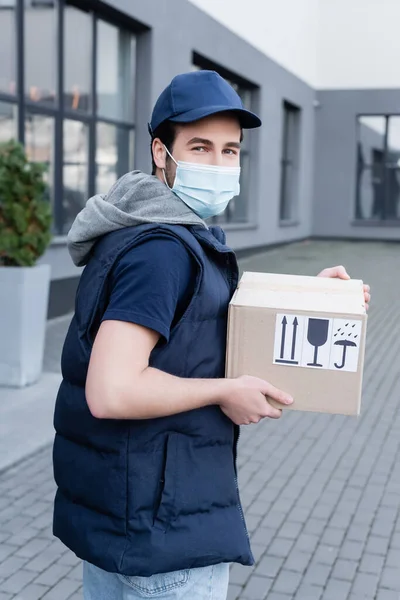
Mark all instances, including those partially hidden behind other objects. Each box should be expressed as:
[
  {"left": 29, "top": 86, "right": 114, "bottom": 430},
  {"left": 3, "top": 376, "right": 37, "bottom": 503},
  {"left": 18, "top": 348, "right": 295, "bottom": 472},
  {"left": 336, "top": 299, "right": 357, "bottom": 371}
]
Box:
[
  {"left": 262, "top": 383, "right": 293, "bottom": 405},
  {"left": 263, "top": 402, "right": 283, "bottom": 419}
]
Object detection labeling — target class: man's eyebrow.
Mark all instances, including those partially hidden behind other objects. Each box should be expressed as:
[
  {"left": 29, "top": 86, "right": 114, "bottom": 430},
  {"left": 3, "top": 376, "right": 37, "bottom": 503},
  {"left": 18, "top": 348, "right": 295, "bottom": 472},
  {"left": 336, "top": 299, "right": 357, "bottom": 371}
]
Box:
[
  {"left": 186, "top": 137, "right": 241, "bottom": 149},
  {"left": 186, "top": 137, "right": 214, "bottom": 146}
]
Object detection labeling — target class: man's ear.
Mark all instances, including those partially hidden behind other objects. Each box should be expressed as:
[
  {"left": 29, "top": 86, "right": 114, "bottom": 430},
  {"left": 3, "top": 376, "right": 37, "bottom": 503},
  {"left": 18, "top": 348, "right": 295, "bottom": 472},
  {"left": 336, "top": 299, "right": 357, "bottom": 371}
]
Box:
[{"left": 152, "top": 138, "right": 167, "bottom": 170}]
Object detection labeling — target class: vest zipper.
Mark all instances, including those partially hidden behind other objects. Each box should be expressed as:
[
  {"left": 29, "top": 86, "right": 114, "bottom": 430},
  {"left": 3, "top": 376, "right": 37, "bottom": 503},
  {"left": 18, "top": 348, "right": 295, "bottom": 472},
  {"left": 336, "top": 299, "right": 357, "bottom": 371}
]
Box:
[{"left": 233, "top": 427, "right": 251, "bottom": 542}]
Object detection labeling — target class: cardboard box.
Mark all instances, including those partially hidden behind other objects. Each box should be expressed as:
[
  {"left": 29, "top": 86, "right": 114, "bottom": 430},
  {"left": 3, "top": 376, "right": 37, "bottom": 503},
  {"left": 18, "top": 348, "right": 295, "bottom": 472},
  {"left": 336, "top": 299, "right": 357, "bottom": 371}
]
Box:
[{"left": 226, "top": 272, "right": 368, "bottom": 415}]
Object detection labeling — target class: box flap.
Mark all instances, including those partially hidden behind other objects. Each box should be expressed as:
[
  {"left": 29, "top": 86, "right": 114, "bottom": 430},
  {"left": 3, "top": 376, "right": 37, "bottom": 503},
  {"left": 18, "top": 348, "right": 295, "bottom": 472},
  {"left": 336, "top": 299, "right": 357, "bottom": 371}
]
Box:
[{"left": 232, "top": 272, "right": 366, "bottom": 315}]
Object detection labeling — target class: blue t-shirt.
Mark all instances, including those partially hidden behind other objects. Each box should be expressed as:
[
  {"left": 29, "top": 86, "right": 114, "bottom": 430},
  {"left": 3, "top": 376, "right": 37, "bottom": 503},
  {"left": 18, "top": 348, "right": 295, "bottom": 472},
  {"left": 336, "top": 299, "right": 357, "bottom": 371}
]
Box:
[{"left": 102, "top": 235, "right": 196, "bottom": 342}]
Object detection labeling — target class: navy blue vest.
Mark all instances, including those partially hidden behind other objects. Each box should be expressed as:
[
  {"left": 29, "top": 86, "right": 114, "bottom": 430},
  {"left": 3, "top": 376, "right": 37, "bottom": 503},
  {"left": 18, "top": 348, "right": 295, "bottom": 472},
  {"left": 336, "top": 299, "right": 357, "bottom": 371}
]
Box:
[{"left": 53, "top": 224, "right": 253, "bottom": 576}]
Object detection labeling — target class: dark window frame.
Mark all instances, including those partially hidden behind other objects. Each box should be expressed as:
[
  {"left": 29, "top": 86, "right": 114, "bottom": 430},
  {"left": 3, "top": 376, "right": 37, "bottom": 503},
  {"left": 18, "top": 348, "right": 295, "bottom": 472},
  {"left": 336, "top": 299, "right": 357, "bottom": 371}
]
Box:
[
  {"left": 355, "top": 113, "right": 400, "bottom": 223},
  {"left": 279, "top": 100, "right": 301, "bottom": 225}
]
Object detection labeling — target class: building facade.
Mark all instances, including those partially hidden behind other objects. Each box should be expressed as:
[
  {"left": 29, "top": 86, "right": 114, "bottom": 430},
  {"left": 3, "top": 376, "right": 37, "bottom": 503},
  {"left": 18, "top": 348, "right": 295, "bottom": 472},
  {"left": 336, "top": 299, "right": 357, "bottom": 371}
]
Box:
[{"left": 0, "top": 0, "right": 399, "bottom": 317}]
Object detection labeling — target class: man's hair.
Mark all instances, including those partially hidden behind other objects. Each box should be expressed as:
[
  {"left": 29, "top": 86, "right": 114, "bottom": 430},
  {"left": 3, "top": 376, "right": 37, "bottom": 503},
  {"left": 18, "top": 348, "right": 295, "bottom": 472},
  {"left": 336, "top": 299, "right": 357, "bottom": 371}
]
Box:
[{"left": 150, "top": 120, "right": 178, "bottom": 175}]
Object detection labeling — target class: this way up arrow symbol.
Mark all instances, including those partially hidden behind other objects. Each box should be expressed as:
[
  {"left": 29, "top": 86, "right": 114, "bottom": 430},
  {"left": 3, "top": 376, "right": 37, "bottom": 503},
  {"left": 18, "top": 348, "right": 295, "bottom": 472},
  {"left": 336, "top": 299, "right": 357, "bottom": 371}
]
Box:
[
  {"left": 291, "top": 317, "right": 299, "bottom": 360},
  {"left": 280, "top": 316, "right": 287, "bottom": 359}
]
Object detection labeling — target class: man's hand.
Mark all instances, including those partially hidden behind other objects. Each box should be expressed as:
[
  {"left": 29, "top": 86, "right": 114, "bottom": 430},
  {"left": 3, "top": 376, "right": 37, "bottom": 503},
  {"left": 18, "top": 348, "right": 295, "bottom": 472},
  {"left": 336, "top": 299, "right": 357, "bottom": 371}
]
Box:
[
  {"left": 219, "top": 376, "right": 293, "bottom": 425},
  {"left": 317, "top": 265, "right": 371, "bottom": 311}
]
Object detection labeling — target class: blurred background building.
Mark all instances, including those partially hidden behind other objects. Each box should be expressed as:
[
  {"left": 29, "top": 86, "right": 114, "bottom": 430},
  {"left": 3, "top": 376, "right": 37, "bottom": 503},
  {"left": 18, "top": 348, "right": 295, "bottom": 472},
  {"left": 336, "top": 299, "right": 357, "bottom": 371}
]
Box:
[{"left": 0, "top": 0, "right": 399, "bottom": 317}]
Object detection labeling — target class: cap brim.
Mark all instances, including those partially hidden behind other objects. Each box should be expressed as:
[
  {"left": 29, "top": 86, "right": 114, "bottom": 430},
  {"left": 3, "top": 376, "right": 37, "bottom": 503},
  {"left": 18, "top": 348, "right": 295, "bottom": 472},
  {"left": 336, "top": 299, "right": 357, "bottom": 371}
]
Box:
[{"left": 169, "top": 105, "right": 262, "bottom": 129}]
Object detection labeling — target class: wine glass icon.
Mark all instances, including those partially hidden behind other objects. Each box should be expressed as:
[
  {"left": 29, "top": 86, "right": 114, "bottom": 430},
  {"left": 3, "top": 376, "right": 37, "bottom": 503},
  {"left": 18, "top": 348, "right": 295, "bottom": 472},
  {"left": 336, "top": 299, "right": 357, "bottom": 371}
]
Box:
[{"left": 307, "top": 319, "right": 329, "bottom": 367}]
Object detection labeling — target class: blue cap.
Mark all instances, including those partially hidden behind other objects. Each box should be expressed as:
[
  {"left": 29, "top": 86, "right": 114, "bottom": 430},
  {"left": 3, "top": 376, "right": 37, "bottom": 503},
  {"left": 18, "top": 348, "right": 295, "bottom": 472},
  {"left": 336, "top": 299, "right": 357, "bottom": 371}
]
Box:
[{"left": 149, "top": 70, "right": 261, "bottom": 135}]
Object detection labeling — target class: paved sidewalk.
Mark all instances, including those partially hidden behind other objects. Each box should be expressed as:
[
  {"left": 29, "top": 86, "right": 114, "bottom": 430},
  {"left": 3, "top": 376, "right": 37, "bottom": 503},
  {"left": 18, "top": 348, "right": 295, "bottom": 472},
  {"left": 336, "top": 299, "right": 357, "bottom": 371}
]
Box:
[{"left": 0, "top": 239, "right": 399, "bottom": 600}]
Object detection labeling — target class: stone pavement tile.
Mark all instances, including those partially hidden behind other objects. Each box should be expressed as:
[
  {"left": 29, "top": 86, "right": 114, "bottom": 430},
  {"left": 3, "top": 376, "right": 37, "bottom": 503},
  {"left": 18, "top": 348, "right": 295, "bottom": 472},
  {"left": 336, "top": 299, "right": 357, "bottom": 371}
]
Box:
[
  {"left": 351, "top": 572, "right": 380, "bottom": 598},
  {"left": 227, "top": 584, "right": 242, "bottom": 600},
  {"left": 251, "top": 544, "right": 267, "bottom": 564},
  {"left": 241, "top": 575, "right": 273, "bottom": 599},
  {"left": 271, "top": 569, "right": 302, "bottom": 595},
  {"left": 302, "top": 564, "right": 331, "bottom": 587},
  {"left": 313, "top": 544, "right": 339, "bottom": 566},
  {"left": 15, "top": 583, "right": 50, "bottom": 599},
  {"left": 0, "top": 545, "right": 16, "bottom": 564},
  {"left": 40, "top": 578, "right": 81, "bottom": 600},
  {"left": 289, "top": 507, "right": 311, "bottom": 525},
  {"left": 331, "top": 559, "right": 358, "bottom": 581},
  {"left": 5, "top": 528, "right": 43, "bottom": 548},
  {"left": 359, "top": 553, "right": 385, "bottom": 575},
  {"left": 283, "top": 549, "right": 312, "bottom": 574},
  {"left": 320, "top": 527, "right": 346, "bottom": 547},
  {"left": 303, "top": 520, "right": 327, "bottom": 537},
  {"left": 267, "top": 539, "right": 294, "bottom": 559},
  {"left": 375, "top": 590, "right": 400, "bottom": 600},
  {"left": 385, "top": 548, "right": 400, "bottom": 568},
  {"left": 1, "top": 569, "right": 37, "bottom": 594},
  {"left": 390, "top": 532, "right": 400, "bottom": 549},
  {"left": 294, "top": 583, "right": 323, "bottom": 600},
  {"left": 293, "top": 533, "right": 319, "bottom": 553},
  {"left": 0, "top": 556, "right": 29, "bottom": 579},
  {"left": 245, "top": 515, "right": 262, "bottom": 534},
  {"left": 14, "top": 539, "right": 52, "bottom": 560},
  {"left": 278, "top": 522, "right": 303, "bottom": 541},
  {"left": 346, "top": 523, "right": 371, "bottom": 544},
  {"left": 0, "top": 593, "right": 13, "bottom": 600},
  {"left": 1, "top": 517, "right": 33, "bottom": 535},
  {"left": 55, "top": 553, "right": 81, "bottom": 569},
  {"left": 33, "top": 564, "right": 72, "bottom": 587},
  {"left": 254, "top": 556, "right": 283, "bottom": 579},
  {"left": 380, "top": 566, "right": 400, "bottom": 591},
  {"left": 322, "top": 578, "right": 352, "bottom": 600},
  {"left": 365, "top": 535, "right": 390, "bottom": 556},
  {"left": 339, "top": 540, "right": 365, "bottom": 561},
  {"left": 264, "top": 593, "right": 292, "bottom": 600},
  {"left": 229, "top": 564, "right": 252, "bottom": 586},
  {"left": 250, "top": 527, "right": 275, "bottom": 547},
  {"left": 65, "top": 564, "right": 82, "bottom": 582}
]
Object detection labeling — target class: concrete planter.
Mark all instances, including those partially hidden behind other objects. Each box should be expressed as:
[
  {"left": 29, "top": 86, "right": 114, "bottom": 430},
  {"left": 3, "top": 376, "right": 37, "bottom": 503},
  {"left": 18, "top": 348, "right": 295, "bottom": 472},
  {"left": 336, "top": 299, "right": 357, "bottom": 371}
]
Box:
[{"left": 0, "top": 264, "right": 51, "bottom": 387}]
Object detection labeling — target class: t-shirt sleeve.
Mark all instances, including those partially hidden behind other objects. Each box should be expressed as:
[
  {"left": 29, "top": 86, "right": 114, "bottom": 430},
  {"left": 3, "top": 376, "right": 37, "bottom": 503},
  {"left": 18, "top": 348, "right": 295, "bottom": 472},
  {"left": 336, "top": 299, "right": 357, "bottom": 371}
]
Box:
[{"left": 101, "top": 234, "right": 196, "bottom": 342}]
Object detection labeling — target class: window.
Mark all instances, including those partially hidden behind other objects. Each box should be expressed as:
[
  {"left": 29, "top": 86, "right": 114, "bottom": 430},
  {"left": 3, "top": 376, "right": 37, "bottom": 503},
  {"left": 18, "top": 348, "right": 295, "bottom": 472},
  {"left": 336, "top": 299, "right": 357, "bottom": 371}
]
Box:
[
  {"left": 25, "top": 112, "right": 55, "bottom": 203},
  {"left": 97, "top": 20, "right": 136, "bottom": 121},
  {"left": 63, "top": 119, "right": 89, "bottom": 233},
  {"left": 0, "top": 101, "right": 17, "bottom": 143},
  {"left": 0, "top": 1, "right": 16, "bottom": 95},
  {"left": 280, "top": 101, "right": 301, "bottom": 223},
  {"left": 95, "top": 19, "right": 136, "bottom": 195},
  {"left": 64, "top": 5, "right": 92, "bottom": 113},
  {"left": 0, "top": 1, "right": 138, "bottom": 236},
  {"left": 24, "top": 1, "right": 56, "bottom": 104},
  {"left": 356, "top": 115, "right": 400, "bottom": 221},
  {"left": 192, "top": 56, "right": 257, "bottom": 225}
]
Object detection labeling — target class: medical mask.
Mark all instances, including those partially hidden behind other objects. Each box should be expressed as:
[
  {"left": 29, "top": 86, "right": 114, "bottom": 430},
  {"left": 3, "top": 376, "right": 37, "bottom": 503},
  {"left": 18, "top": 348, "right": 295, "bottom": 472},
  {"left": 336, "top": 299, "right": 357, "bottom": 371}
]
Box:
[{"left": 163, "top": 146, "right": 241, "bottom": 220}]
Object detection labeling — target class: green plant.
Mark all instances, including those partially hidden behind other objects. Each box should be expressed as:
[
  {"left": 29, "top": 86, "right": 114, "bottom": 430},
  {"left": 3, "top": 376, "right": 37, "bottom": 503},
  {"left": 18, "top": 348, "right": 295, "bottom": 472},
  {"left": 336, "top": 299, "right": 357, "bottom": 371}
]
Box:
[{"left": 0, "top": 140, "right": 52, "bottom": 267}]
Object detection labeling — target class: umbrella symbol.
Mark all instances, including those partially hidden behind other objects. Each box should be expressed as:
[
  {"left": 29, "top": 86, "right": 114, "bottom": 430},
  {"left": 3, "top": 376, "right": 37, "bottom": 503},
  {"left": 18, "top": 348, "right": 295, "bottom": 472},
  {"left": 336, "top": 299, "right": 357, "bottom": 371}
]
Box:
[{"left": 334, "top": 339, "right": 357, "bottom": 369}]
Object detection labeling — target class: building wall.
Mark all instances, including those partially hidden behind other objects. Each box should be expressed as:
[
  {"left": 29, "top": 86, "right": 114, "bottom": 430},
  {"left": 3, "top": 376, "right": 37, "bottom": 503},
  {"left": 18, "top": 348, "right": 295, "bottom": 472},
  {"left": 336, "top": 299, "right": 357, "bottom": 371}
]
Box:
[{"left": 313, "top": 89, "right": 400, "bottom": 240}]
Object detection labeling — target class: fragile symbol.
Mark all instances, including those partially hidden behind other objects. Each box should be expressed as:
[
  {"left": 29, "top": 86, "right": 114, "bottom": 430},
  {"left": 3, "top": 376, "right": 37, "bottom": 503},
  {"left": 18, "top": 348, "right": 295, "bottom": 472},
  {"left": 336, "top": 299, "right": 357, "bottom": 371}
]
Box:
[{"left": 306, "top": 319, "right": 330, "bottom": 367}]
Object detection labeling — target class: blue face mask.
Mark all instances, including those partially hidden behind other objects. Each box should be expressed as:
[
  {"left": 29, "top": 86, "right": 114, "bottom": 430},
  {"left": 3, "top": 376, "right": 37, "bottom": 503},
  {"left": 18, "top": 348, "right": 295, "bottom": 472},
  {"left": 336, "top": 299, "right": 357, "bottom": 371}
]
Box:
[{"left": 163, "top": 147, "right": 241, "bottom": 220}]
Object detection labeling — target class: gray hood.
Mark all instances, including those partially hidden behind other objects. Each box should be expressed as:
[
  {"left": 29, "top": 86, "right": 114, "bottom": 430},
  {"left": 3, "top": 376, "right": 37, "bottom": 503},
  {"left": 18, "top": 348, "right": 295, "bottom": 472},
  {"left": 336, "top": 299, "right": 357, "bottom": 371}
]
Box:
[{"left": 67, "top": 171, "right": 207, "bottom": 267}]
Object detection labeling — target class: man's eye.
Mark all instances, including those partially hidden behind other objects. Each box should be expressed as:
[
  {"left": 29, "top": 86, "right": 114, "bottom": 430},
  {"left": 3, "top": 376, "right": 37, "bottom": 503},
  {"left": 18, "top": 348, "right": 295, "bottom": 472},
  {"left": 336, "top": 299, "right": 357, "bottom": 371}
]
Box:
[
  {"left": 192, "top": 146, "right": 207, "bottom": 152},
  {"left": 224, "top": 149, "right": 237, "bottom": 155}
]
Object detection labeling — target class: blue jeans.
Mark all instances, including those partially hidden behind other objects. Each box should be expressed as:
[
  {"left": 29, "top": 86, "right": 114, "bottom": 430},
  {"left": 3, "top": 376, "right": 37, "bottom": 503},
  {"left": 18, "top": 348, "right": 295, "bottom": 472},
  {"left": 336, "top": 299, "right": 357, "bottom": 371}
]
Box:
[{"left": 83, "top": 561, "right": 230, "bottom": 600}]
